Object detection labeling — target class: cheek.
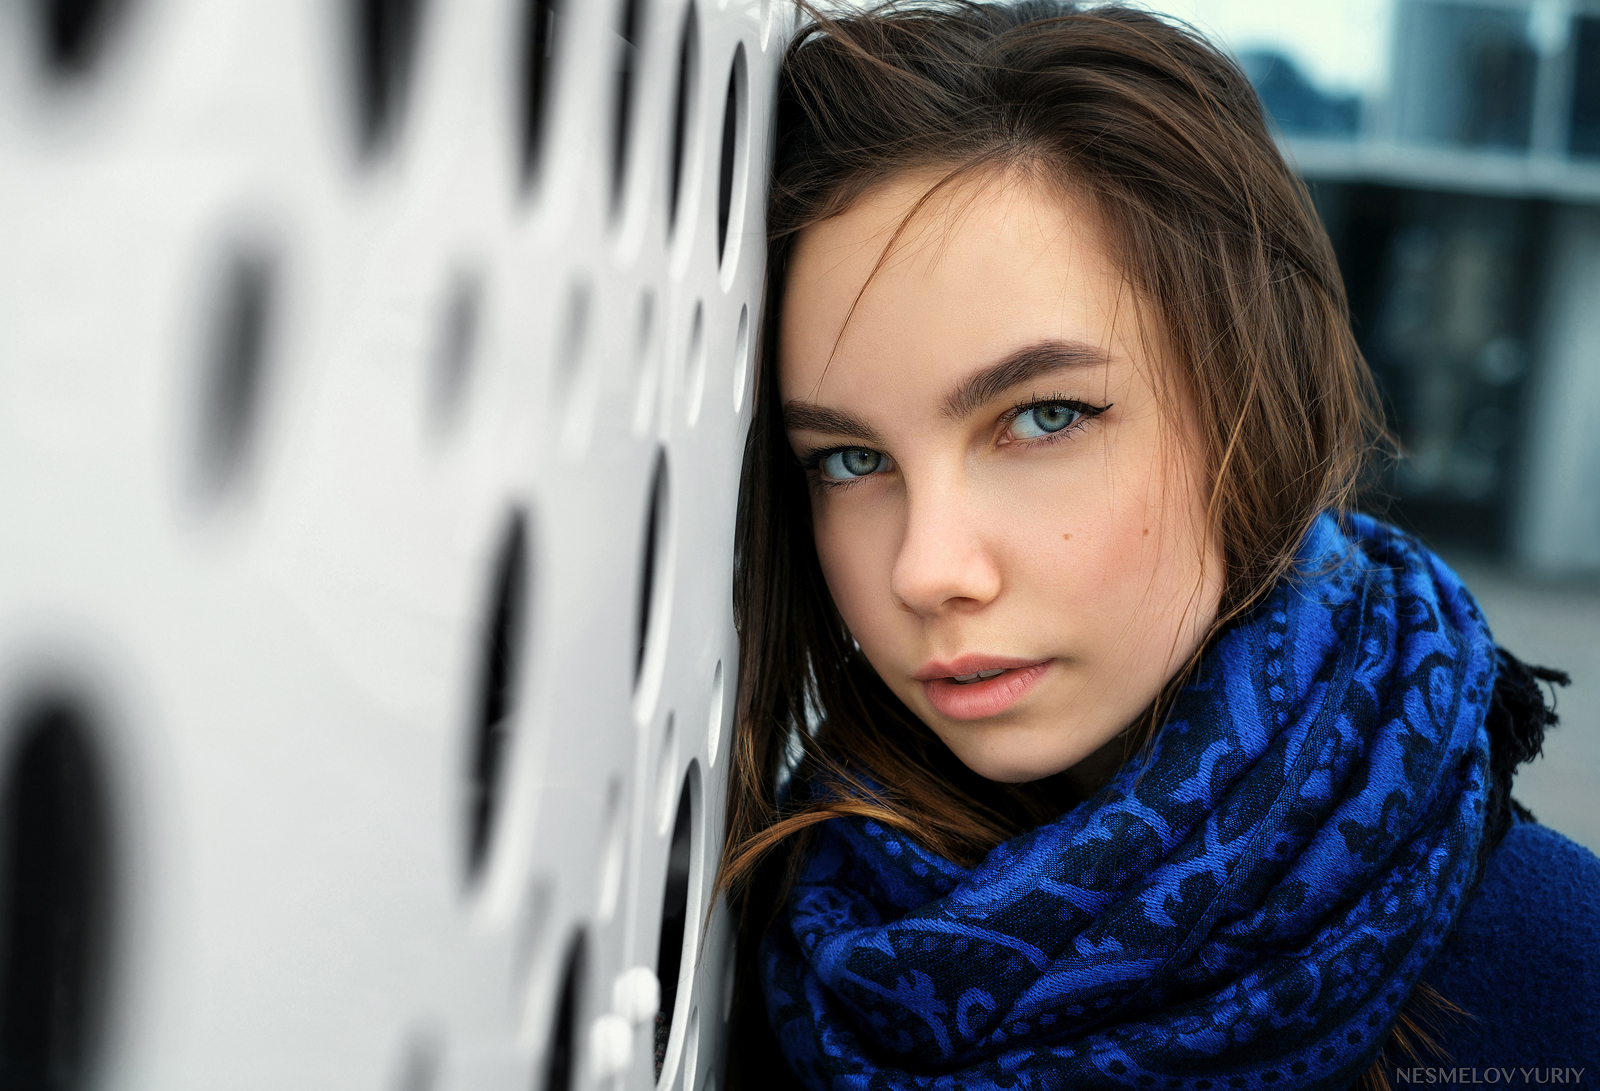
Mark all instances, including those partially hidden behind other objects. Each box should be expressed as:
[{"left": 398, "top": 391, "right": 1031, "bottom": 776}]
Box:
[
  {"left": 811, "top": 499, "right": 899, "bottom": 643},
  {"left": 994, "top": 432, "right": 1212, "bottom": 624},
  {"left": 1006, "top": 513, "right": 1157, "bottom": 624}
]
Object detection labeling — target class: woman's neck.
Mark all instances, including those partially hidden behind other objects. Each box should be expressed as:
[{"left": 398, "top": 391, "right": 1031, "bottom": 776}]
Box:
[{"left": 1058, "top": 729, "right": 1138, "bottom": 801}]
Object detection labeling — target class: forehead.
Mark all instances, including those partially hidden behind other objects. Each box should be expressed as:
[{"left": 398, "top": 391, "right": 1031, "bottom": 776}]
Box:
[{"left": 779, "top": 168, "right": 1135, "bottom": 404}]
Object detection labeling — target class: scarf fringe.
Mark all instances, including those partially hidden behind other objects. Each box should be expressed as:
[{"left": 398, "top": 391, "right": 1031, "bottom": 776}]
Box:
[{"left": 1483, "top": 648, "right": 1569, "bottom": 849}]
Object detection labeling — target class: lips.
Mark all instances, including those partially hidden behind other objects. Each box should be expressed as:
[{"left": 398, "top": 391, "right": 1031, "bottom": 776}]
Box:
[{"left": 915, "top": 655, "right": 1052, "bottom": 720}]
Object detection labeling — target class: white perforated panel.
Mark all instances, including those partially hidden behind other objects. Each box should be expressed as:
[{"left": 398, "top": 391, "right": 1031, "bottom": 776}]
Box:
[{"left": 0, "top": 1, "right": 785, "bottom": 1089}]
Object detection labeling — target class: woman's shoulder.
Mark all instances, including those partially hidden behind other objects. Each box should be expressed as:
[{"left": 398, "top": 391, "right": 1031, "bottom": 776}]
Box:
[{"left": 1415, "top": 814, "right": 1600, "bottom": 1066}]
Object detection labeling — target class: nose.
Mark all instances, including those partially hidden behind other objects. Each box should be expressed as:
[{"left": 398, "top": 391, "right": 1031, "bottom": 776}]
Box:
[{"left": 889, "top": 479, "right": 1002, "bottom": 617}]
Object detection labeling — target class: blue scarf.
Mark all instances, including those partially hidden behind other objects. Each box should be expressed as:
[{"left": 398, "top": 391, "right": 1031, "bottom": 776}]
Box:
[{"left": 762, "top": 513, "right": 1498, "bottom": 1089}]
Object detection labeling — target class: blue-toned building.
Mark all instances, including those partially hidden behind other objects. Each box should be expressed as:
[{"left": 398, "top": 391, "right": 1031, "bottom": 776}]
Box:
[{"left": 1249, "top": 0, "right": 1600, "bottom": 571}]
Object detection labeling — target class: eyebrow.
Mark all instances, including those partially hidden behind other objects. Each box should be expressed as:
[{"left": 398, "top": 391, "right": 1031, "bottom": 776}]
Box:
[
  {"left": 781, "top": 339, "right": 1112, "bottom": 441},
  {"left": 780, "top": 402, "right": 886, "bottom": 444},
  {"left": 940, "top": 340, "right": 1112, "bottom": 420}
]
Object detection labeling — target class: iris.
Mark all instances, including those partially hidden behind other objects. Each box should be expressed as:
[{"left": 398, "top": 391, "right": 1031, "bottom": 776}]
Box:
[
  {"left": 1010, "top": 403, "right": 1081, "bottom": 439},
  {"left": 822, "top": 448, "right": 883, "bottom": 479}
]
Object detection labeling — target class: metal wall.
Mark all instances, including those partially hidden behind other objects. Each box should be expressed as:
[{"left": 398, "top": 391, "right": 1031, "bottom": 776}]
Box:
[{"left": 0, "top": 1, "right": 784, "bottom": 1088}]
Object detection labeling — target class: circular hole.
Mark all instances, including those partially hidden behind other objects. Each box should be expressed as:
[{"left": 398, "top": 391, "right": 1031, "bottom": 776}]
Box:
[
  {"left": 518, "top": 0, "right": 562, "bottom": 186},
  {"left": 32, "top": 0, "right": 128, "bottom": 75},
  {"left": 1, "top": 695, "right": 113, "bottom": 1086},
  {"left": 653, "top": 771, "right": 698, "bottom": 1083},
  {"left": 667, "top": 4, "right": 699, "bottom": 236},
  {"left": 348, "top": 0, "right": 427, "bottom": 155},
  {"left": 715, "top": 46, "right": 747, "bottom": 269},
  {"left": 705, "top": 660, "right": 723, "bottom": 767},
  {"left": 194, "top": 246, "right": 277, "bottom": 502},
  {"left": 683, "top": 302, "right": 706, "bottom": 427},
  {"left": 542, "top": 932, "right": 586, "bottom": 1091},
  {"left": 731, "top": 304, "right": 749, "bottom": 412},
  {"left": 465, "top": 510, "right": 531, "bottom": 885},
  {"left": 635, "top": 450, "right": 669, "bottom": 686},
  {"left": 430, "top": 268, "right": 482, "bottom": 432},
  {"left": 656, "top": 713, "right": 677, "bottom": 833},
  {"left": 610, "top": 0, "right": 646, "bottom": 212}
]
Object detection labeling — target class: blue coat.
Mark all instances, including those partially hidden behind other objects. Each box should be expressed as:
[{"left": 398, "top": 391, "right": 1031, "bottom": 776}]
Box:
[{"left": 1416, "top": 813, "right": 1600, "bottom": 1068}]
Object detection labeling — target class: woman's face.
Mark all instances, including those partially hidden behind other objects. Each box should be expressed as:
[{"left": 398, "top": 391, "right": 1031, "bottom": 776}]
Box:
[{"left": 780, "top": 169, "right": 1224, "bottom": 788}]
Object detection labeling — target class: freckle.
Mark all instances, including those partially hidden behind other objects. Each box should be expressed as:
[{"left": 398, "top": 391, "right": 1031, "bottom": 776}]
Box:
[
  {"left": 1143, "top": 528, "right": 1150, "bottom": 536},
  {"left": 1062, "top": 533, "right": 1071, "bottom": 541}
]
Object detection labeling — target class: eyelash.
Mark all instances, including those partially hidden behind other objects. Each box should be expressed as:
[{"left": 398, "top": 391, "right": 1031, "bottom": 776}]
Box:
[
  {"left": 796, "top": 396, "right": 1112, "bottom": 491},
  {"left": 796, "top": 451, "right": 866, "bottom": 493}
]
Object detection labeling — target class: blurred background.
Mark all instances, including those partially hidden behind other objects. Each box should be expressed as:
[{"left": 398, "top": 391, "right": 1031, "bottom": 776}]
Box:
[
  {"left": 0, "top": 7, "right": 1586, "bottom": 1085},
  {"left": 1171, "top": 0, "right": 1600, "bottom": 852}
]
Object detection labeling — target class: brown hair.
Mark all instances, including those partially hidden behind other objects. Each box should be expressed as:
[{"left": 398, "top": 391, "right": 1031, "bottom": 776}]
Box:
[{"left": 716, "top": 1, "right": 1411, "bottom": 1084}]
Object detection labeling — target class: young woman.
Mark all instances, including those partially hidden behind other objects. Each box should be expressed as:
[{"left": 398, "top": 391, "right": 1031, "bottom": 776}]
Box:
[{"left": 717, "top": 3, "right": 1600, "bottom": 1087}]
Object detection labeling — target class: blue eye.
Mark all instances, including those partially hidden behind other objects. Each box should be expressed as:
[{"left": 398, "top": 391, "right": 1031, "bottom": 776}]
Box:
[
  {"left": 1010, "top": 403, "right": 1083, "bottom": 440},
  {"left": 820, "top": 448, "right": 884, "bottom": 480}
]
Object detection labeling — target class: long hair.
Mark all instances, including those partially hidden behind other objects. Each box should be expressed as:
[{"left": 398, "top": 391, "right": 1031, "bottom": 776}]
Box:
[{"left": 717, "top": 1, "right": 1400, "bottom": 1084}]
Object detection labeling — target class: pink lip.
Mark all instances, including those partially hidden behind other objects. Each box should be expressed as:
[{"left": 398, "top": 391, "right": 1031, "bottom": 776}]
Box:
[{"left": 915, "top": 655, "right": 1052, "bottom": 721}]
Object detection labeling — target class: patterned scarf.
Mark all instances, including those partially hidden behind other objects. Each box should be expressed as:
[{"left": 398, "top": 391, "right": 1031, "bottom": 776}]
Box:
[{"left": 762, "top": 513, "right": 1498, "bottom": 1090}]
